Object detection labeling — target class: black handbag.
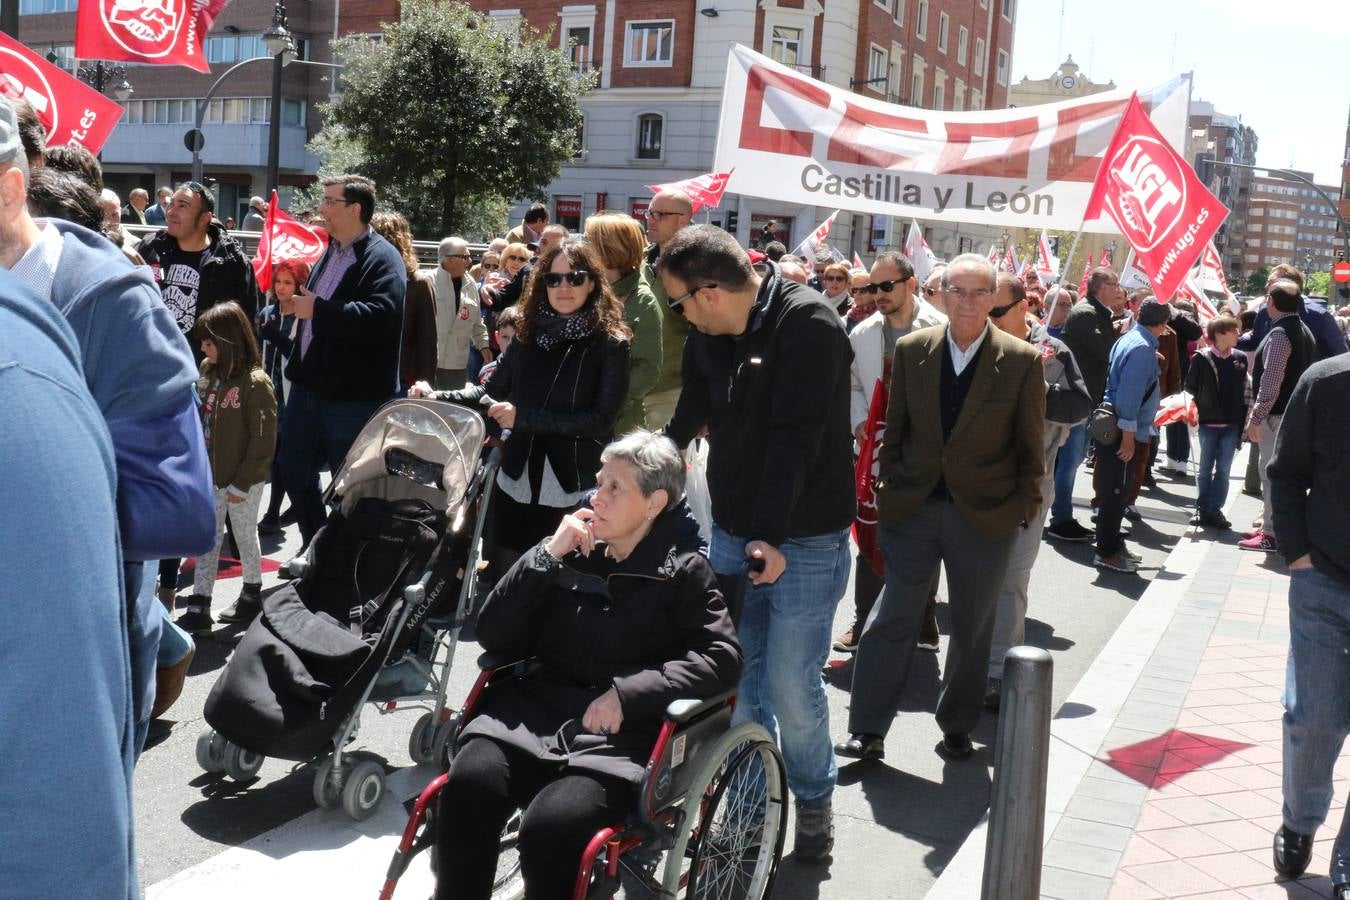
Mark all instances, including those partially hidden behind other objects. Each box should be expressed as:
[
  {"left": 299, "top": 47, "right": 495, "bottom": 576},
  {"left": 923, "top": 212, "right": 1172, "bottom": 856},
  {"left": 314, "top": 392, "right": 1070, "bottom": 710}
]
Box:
[{"left": 1086, "top": 379, "right": 1158, "bottom": 446}]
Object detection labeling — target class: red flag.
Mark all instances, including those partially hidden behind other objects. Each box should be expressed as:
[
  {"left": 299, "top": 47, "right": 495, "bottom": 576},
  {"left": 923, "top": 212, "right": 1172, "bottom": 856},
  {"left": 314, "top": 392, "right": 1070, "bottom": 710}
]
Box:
[
  {"left": 1085, "top": 94, "right": 1228, "bottom": 303},
  {"left": 0, "top": 32, "right": 124, "bottom": 153},
  {"left": 1100, "top": 247, "right": 1112, "bottom": 267},
  {"left": 852, "top": 378, "right": 889, "bottom": 577},
  {"left": 645, "top": 169, "right": 735, "bottom": 213},
  {"left": 252, "top": 191, "right": 327, "bottom": 293},
  {"left": 76, "top": 0, "right": 229, "bottom": 74},
  {"left": 852, "top": 251, "right": 865, "bottom": 271},
  {"left": 1078, "top": 259, "right": 1091, "bottom": 297}
]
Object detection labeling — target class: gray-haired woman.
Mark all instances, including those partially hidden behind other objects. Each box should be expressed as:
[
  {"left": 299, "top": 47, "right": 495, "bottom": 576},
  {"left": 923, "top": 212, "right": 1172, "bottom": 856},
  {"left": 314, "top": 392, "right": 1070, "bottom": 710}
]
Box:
[{"left": 435, "top": 430, "right": 741, "bottom": 899}]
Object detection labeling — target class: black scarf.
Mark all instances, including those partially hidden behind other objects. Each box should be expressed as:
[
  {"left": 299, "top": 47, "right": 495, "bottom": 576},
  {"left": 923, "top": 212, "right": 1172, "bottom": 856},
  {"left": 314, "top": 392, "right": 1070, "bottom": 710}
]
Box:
[{"left": 533, "top": 302, "right": 599, "bottom": 351}]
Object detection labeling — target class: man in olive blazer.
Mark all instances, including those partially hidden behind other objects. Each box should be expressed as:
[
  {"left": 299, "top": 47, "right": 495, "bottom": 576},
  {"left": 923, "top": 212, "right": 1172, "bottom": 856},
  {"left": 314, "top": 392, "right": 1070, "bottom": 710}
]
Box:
[{"left": 837, "top": 253, "right": 1046, "bottom": 763}]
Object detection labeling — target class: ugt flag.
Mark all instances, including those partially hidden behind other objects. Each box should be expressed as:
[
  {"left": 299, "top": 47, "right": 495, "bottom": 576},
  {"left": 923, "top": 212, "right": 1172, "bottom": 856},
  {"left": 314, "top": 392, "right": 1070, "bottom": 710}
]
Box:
[
  {"left": 646, "top": 169, "right": 734, "bottom": 214},
  {"left": 1085, "top": 94, "right": 1228, "bottom": 303},
  {"left": 853, "top": 378, "right": 889, "bottom": 578},
  {"left": 252, "top": 191, "right": 327, "bottom": 293},
  {"left": 0, "top": 32, "right": 123, "bottom": 153},
  {"left": 77, "top": 0, "right": 230, "bottom": 74}
]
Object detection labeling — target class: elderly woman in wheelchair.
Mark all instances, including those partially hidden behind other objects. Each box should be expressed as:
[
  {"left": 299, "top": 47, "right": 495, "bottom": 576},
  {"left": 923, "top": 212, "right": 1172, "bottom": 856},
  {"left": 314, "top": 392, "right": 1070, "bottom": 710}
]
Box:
[{"left": 432, "top": 430, "right": 748, "bottom": 900}]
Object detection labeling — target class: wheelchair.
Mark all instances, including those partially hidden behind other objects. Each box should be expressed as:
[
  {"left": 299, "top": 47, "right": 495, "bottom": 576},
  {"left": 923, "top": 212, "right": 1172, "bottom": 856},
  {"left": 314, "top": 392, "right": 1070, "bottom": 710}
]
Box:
[{"left": 379, "top": 567, "right": 788, "bottom": 900}]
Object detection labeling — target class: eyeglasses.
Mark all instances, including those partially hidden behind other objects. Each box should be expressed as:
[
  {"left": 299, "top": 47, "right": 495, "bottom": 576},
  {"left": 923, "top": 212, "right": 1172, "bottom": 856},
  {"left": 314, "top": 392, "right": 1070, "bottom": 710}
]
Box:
[
  {"left": 646, "top": 209, "right": 686, "bottom": 220},
  {"left": 823, "top": 274, "right": 847, "bottom": 282},
  {"left": 922, "top": 286, "right": 941, "bottom": 296},
  {"left": 849, "top": 286, "right": 869, "bottom": 295},
  {"left": 543, "top": 271, "right": 592, "bottom": 288},
  {"left": 669, "top": 283, "right": 717, "bottom": 312},
  {"left": 320, "top": 195, "right": 355, "bottom": 206},
  {"left": 944, "top": 287, "right": 996, "bottom": 302},
  {"left": 443, "top": 253, "right": 472, "bottom": 260},
  {"left": 855, "top": 279, "right": 906, "bottom": 295},
  {"left": 505, "top": 254, "right": 529, "bottom": 263},
  {"left": 481, "top": 262, "right": 500, "bottom": 270}
]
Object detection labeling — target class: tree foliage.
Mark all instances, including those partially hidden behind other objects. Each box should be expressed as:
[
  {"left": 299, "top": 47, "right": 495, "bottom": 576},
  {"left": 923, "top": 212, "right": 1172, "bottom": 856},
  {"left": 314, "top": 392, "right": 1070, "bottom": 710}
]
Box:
[
  {"left": 1245, "top": 266, "right": 1271, "bottom": 296},
  {"left": 1304, "top": 270, "right": 1331, "bottom": 299},
  {"left": 309, "top": 0, "right": 590, "bottom": 238}
]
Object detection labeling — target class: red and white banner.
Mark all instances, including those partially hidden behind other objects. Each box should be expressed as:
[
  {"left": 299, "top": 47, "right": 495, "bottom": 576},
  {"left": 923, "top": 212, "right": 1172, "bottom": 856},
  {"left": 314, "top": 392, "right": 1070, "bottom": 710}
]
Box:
[
  {"left": 0, "top": 32, "right": 124, "bottom": 153},
  {"left": 1195, "top": 239, "right": 1239, "bottom": 314},
  {"left": 1036, "top": 230, "right": 1059, "bottom": 282},
  {"left": 76, "top": 0, "right": 229, "bottom": 74},
  {"left": 853, "top": 377, "right": 889, "bottom": 578},
  {"left": 252, "top": 191, "right": 328, "bottom": 293},
  {"left": 793, "top": 208, "right": 839, "bottom": 264},
  {"left": 1173, "top": 273, "right": 1220, "bottom": 324},
  {"left": 904, "top": 220, "right": 938, "bottom": 284},
  {"left": 646, "top": 169, "right": 735, "bottom": 214},
  {"left": 852, "top": 251, "right": 865, "bottom": 271},
  {"left": 1005, "top": 242, "right": 1022, "bottom": 275},
  {"left": 1085, "top": 94, "right": 1228, "bottom": 304},
  {"left": 714, "top": 45, "right": 1191, "bottom": 230}
]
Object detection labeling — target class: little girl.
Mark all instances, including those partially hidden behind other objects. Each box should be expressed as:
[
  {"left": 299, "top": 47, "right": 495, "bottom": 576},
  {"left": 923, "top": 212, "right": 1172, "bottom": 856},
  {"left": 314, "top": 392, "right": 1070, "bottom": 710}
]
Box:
[
  {"left": 256, "top": 259, "right": 308, "bottom": 534},
  {"left": 175, "top": 301, "right": 278, "bottom": 635}
]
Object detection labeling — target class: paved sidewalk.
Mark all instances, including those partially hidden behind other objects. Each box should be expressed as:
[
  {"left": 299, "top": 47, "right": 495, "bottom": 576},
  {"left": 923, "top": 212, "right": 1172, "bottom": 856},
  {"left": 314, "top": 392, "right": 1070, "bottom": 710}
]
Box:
[{"left": 929, "top": 488, "right": 1347, "bottom": 899}]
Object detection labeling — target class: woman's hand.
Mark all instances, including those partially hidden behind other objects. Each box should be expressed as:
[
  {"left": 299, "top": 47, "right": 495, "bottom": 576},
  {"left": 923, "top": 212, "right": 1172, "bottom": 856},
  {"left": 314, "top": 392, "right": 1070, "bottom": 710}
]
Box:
[
  {"left": 582, "top": 686, "right": 624, "bottom": 737},
  {"left": 408, "top": 380, "right": 434, "bottom": 399},
  {"left": 488, "top": 401, "right": 517, "bottom": 429},
  {"left": 546, "top": 507, "right": 597, "bottom": 559}
]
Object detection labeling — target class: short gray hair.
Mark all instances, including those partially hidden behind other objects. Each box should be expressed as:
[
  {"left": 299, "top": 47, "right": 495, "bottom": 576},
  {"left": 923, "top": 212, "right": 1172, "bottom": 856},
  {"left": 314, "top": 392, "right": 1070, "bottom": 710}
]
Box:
[
  {"left": 599, "top": 429, "right": 685, "bottom": 507},
  {"left": 942, "top": 253, "right": 996, "bottom": 290},
  {"left": 439, "top": 236, "right": 467, "bottom": 258}
]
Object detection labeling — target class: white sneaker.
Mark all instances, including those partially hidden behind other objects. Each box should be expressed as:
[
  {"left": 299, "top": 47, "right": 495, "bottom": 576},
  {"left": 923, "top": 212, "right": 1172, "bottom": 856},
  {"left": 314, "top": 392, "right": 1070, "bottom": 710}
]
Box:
[{"left": 1161, "top": 457, "right": 1188, "bottom": 475}]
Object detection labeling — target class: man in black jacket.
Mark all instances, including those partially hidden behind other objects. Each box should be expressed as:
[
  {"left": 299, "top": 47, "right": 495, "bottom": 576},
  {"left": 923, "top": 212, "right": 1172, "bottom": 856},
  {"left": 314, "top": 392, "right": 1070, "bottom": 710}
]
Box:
[
  {"left": 1267, "top": 352, "right": 1350, "bottom": 892},
  {"left": 283, "top": 174, "right": 407, "bottom": 544},
  {"left": 659, "top": 225, "right": 855, "bottom": 863}
]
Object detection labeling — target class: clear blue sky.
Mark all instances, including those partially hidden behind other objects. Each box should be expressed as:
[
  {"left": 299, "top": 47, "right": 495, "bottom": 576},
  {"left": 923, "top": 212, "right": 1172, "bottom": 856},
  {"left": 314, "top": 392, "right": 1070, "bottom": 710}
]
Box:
[{"left": 1011, "top": 0, "right": 1348, "bottom": 187}]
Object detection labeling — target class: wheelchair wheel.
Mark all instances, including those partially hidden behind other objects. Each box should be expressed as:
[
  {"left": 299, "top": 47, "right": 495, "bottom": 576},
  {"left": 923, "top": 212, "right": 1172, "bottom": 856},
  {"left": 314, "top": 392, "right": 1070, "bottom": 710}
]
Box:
[
  {"left": 661, "top": 722, "right": 787, "bottom": 899},
  {"left": 489, "top": 808, "right": 525, "bottom": 899}
]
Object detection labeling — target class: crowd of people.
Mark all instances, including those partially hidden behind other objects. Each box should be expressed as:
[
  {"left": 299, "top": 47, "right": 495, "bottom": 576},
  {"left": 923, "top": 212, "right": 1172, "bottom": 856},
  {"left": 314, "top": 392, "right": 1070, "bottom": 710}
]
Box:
[{"left": 6, "top": 81, "right": 1350, "bottom": 898}]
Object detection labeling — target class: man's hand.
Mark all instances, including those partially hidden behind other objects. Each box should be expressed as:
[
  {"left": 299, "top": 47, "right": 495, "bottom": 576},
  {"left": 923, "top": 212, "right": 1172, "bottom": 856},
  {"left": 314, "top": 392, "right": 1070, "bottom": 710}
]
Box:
[
  {"left": 408, "top": 380, "right": 434, "bottom": 399},
  {"left": 1290, "top": 554, "right": 1314, "bottom": 570},
  {"left": 582, "top": 686, "right": 624, "bottom": 736},
  {"left": 488, "top": 401, "right": 516, "bottom": 430},
  {"left": 745, "top": 540, "right": 786, "bottom": 585},
  {"left": 1117, "top": 431, "right": 1136, "bottom": 462},
  {"left": 546, "top": 507, "right": 597, "bottom": 559},
  {"left": 292, "top": 286, "right": 317, "bottom": 320},
  {"left": 1246, "top": 423, "right": 1262, "bottom": 444}
]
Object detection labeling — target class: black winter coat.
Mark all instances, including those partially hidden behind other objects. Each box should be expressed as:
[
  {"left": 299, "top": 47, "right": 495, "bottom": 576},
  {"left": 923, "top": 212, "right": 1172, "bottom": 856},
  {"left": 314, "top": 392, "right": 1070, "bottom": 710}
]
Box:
[
  {"left": 141, "top": 221, "right": 262, "bottom": 324},
  {"left": 460, "top": 504, "right": 741, "bottom": 782},
  {"left": 442, "top": 324, "right": 630, "bottom": 494}
]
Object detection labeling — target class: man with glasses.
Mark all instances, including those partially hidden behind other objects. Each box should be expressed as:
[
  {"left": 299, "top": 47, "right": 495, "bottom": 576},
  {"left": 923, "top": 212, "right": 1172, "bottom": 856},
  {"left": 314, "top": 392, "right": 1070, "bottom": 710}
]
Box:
[
  {"left": 1046, "top": 267, "right": 1127, "bottom": 543},
  {"left": 282, "top": 174, "right": 407, "bottom": 547},
  {"left": 432, "top": 236, "right": 492, "bottom": 391},
  {"left": 837, "top": 254, "right": 1044, "bottom": 765},
  {"left": 659, "top": 225, "right": 855, "bottom": 863},
  {"left": 835, "top": 251, "right": 946, "bottom": 655},
  {"left": 641, "top": 188, "right": 694, "bottom": 429},
  {"left": 141, "top": 181, "right": 261, "bottom": 338},
  {"left": 921, "top": 264, "right": 948, "bottom": 315}
]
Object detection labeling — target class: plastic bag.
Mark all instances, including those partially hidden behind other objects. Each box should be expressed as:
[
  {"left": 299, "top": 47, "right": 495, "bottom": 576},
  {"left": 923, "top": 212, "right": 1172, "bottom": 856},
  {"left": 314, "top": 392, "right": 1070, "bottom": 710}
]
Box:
[{"left": 685, "top": 438, "right": 712, "bottom": 544}]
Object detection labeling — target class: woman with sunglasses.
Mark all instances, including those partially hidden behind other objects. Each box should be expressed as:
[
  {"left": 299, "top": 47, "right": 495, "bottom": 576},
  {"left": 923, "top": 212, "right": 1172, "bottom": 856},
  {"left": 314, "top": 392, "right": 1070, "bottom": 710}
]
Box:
[
  {"left": 847, "top": 268, "right": 876, "bottom": 333},
  {"left": 820, "top": 261, "right": 854, "bottom": 319},
  {"left": 413, "top": 240, "right": 632, "bottom": 572}
]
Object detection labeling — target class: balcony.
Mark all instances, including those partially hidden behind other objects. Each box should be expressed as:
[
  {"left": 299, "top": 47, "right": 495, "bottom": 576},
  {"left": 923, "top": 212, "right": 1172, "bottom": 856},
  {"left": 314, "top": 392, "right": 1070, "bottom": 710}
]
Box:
[{"left": 101, "top": 122, "right": 319, "bottom": 173}]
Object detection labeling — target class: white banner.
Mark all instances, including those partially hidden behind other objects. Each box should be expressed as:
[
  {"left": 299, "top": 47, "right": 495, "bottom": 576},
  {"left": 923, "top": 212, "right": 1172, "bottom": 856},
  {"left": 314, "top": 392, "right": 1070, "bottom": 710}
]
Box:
[{"left": 713, "top": 45, "right": 1191, "bottom": 232}]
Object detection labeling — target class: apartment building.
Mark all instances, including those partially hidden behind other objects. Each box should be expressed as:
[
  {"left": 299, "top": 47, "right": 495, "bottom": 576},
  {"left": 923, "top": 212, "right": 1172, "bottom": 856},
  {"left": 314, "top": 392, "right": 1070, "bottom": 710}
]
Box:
[{"left": 1244, "top": 173, "right": 1340, "bottom": 277}]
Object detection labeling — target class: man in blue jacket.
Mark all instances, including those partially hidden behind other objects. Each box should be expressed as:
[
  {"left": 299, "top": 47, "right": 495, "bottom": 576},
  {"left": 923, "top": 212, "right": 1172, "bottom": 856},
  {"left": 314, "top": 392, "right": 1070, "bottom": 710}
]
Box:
[
  {"left": 283, "top": 174, "right": 406, "bottom": 546},
  {"left": 1238, "top": 264, "right": 1347, "bottom": 361},
  {"left": 1093, "top": 298, "right": 1170, "bottom": 573},
  {"left": 0, "top": 267, "right": 139, "bottom": 900}
]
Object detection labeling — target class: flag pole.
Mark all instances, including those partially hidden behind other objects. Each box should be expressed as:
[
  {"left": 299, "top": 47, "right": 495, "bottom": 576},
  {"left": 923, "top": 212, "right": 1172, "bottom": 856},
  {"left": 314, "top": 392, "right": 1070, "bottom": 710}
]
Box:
[{"left": 1043, "top": 220, "right": 1088, "bottom": 326}]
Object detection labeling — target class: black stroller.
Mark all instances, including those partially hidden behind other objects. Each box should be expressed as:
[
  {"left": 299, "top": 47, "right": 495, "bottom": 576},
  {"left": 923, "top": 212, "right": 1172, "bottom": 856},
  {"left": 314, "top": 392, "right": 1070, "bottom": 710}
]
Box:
[{"left": 197, "top": 399, "right": 499, "bottom": 820}]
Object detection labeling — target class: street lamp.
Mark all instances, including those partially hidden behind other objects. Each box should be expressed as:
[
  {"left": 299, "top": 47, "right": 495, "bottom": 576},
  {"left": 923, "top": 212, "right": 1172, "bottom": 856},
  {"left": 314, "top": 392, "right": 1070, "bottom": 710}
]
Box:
[
  {"left": 264, "top": 0, "right": 296, "bottom": 203},
  {"left": 1106, "top": 239, "right": 1118, "bottom": 264},
  {"left": 45, "top": 50, "right": 134, "bottom": 101}
]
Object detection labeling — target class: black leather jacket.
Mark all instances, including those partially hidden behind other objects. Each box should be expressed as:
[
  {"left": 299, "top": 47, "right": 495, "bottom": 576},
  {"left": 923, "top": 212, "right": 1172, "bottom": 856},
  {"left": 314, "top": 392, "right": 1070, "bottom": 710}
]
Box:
[{"left": 441, "top": 327, "right": 630, "bottom": 493}]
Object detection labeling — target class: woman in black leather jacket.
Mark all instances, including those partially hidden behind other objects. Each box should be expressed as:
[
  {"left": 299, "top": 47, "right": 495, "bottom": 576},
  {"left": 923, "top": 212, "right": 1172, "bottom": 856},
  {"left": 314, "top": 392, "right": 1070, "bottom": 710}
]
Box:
[{"left": 413, "top": 239, "right": 631, "bottom": 568}]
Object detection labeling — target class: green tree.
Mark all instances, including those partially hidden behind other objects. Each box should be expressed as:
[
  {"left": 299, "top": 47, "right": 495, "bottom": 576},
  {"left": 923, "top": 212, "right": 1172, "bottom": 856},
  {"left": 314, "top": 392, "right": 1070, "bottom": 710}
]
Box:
[
  {"left": 309, "top": 0, "right": 590, "bottom": 238},
  {"left": 1304, "top": 270, "right": 1331, "bottom": 299},
  {"left": 1245, "top": 266, "right": 1271, "bottom": 296}
]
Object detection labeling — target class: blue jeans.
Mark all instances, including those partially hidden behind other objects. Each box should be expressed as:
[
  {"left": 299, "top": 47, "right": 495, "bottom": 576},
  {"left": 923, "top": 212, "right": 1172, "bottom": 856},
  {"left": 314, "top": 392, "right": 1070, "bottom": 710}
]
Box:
[
  {"left": 1050, "top": 423, "right": 1087, "bottom": 524},
  {"left": 1283, "top": 565, "right": 1350, "bottom": 882},
  {"left": 710, "top": 524, "right": 850, "bottom": 806},
  {"left": 280, "top": 382, "right": 382, "bottom": 543},
  {"left": 1195, "top": 424, "right": 1241, "bottom": 512}
]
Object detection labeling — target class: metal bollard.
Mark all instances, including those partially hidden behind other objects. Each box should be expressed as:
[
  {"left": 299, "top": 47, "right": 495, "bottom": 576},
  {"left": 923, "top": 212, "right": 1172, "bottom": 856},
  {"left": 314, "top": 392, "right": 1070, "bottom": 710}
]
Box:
[{"left": 981, "top": 646, "right": 1053, "bottom": 900}]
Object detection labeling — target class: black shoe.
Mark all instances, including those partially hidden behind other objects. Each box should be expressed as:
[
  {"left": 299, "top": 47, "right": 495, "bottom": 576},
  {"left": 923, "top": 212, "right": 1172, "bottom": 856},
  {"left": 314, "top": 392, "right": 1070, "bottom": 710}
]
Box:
[
  {"left": 216, "top": 583, "right": 262, "bottom": 624},
  {"left": 1272, "top": 825, "right": 1314, "bottom": 879},
  {"left": 793, "top": 799, "right": 833, "bottom": 862},
  {"left": 834, "top": 733, "right": 885, "bottom": 760},
  {"left": 1201, "top": 509, "right": 1231, "bottom": 530},
  {"left": 175, "top": 596, "right": 214, "bottom": 636},
  {"left": 937, "top": 733, "right": 974, "bottom": 761},
  {"left": 256, "top": 514, "right": 282, "bottom": 535},
  {"left": 1335, "top": 883, "right": 1350, "bottom": 900},
  {"left": 918, "top": 607, "right": 940, "bottom": 652},
  {"left": 984, "top": 677, "right": 1002, "bottom": 712},
  {"left": 1189, "top": 511, "right": 1203, "bottom": 527},
  {"left": 1124, "top": 505, "right": 1142, "bottom": 522},
  {"left": 1045, "top": 519, "right": 1094, "bottom": 543},
  {"left": 278, "top": 506, "right": 299, "bottom": 526}
]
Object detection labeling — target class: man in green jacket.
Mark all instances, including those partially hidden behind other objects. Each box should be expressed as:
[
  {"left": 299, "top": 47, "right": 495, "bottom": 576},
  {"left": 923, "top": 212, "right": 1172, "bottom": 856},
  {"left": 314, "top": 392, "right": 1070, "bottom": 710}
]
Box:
[{"left": 641, "top": 188, "right": 694, "bottom": 429}]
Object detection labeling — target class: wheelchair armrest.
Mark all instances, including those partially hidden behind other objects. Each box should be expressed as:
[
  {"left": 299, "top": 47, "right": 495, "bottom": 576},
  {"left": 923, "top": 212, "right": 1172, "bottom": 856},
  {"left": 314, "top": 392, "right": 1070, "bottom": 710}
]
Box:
[{"left": 664, "top": 689, "right": 736, "bottom": 726}]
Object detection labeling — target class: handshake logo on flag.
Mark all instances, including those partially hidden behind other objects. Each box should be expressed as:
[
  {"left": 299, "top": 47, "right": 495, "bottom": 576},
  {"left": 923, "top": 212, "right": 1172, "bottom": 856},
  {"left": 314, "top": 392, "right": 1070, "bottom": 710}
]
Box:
[{"left": 105, "top": 0, "right": 180, "bottom": 51}]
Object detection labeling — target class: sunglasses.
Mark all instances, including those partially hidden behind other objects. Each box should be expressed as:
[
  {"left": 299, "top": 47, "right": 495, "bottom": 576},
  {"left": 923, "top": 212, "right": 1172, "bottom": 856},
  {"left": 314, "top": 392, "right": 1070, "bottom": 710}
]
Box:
[
  {"left": 506, "top": 255, "right": 529, "bottom": 263},
  {"left": 989, "top": 300, "right": 1022, "bottom": 318},
  {"left": 669, "top": 282, "right": 717, "bottom": 313},
  {"left": 856, "top": 279, "right": 906, "bottom": 295},
  {"left": 543, "top": 271, "right": 592, "bottom": 288},
  {"left": 481, "top": 262, "right": 500, "bottom": 270},
  {"left": 823, "top": 274, "right": 847, "bottom": 282}
]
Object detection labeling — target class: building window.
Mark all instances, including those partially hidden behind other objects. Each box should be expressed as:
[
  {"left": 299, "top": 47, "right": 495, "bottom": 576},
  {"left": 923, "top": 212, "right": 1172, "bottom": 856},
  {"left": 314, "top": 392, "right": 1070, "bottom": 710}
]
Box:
[
  {"left": 626, "top": 20, "right": 674, "bottom": 67},
  {"left": 933, "top": 80, "right": 945, "bottom": 110},
  {"left": 910, "top": 70, "right": 924, "bottom": 108},
  {"left": 889, "top": 55, "right": 903, "bottom": 100},
  {"left": 937, "top": 12, "right": 949, "bottom": 53},
  {"left": 45, "top": 43, "right": 77, "bottom": 72},
  {"left": 770, "top": 25, "right": 803, "bottom": 67},
  {"left": 636, "top": 113, "right": 664, "bottom": 159},
  {"left": 282, "top": 98, "right": 306, "bottom": 127},
  {"left": 974, "top": 38, "right": 986, "bottom": 76},
  {"left": 915, "top": 1, "right": 928, "bottom": 38},
  {"left": 957, "top": 27, "right": 968, "bottom": 65},
  {"left": 970, "top": 88, "right": 983, "bottom": 110},
  {"left": 995, "top": 49, "right": 1009, "bottom": 86},
  {"left": 895, "top": 0, "right": 905, "bottom": 24},
  {"left": 20, "top": 0, "right": 77, "bottom": 12},
  {"left": 953, "top": 78, "right": 965, "bottom": 110},
  {"left": 874, "top": 0, "right": 891, "bottom": 10},
  {"left": 868, "top": 45, "right": 888, "bottom": 91},
  {"left": 1001, "top": 0, "right": 1014, "bottom": 18},
  {"left": 565, "top": 26, "right": 592, "bottom": 73}
]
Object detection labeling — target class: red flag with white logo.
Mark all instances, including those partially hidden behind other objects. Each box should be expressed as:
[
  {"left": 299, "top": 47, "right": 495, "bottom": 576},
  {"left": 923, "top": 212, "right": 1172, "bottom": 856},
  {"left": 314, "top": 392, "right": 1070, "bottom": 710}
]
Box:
[
  {"left": 1085, "top": 94, "right": 1228, "bottom": 303},
  {"left": 852, "top": 378, "right": 889, "bottom": 577},
  {"left": 1173, "top": 273, "right": 1219, "bottom": 324},
  {"left": 0, "top": 32, "right": 124, "bottom": 153},
  {"left": 1035, "top": 230, "right": 1059, "bottom": 284},
  {"left": 76, "top": 0, "right": 229, "bottom": 74},
  {"left": 645, "top": 169, "right": 735, "bottom": 214},
  {"left": 252, "top": 191, "right": 328, "bottom": 293}
]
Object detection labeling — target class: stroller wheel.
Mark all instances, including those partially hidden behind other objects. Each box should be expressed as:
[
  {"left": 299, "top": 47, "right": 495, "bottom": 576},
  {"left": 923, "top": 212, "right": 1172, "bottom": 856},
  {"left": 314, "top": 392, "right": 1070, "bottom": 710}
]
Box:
[
  {"left": 433, "top": 714, "right": 460, "bottom": 769},
  {"left": 313, "top": 756, "right": 342, "bottom": 811},
  {"left": 222, "top": 742, "right": 265, "bottom": 783},
  {"left": 342, "top": 760, "right": 385, "bottom": 820},
  {"left": 409, "top": 713, "right": 437, "bottom": 766},
  {"left": 195, "top": 729, "right": 227, "bottom": 774}
]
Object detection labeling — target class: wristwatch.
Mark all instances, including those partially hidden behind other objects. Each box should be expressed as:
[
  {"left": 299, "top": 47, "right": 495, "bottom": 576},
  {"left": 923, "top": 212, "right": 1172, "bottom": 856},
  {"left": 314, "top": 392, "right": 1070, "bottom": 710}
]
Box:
[{"left": 532, "top": 543, "right": 562, "bottom": 571}]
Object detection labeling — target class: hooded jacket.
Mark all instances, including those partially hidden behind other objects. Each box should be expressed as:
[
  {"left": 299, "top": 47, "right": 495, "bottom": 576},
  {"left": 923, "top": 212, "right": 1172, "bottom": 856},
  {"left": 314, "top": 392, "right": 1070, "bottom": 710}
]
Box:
[
  {"left": 140, "top": 220, "right": 262, "bottom": 326},
  {"left": 461, "top": 501, "right": 741, "bottom": 782}
]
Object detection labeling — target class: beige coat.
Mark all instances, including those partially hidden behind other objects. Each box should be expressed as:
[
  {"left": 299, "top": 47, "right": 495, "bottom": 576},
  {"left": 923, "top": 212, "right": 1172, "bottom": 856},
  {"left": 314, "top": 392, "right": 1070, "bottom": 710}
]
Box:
[{"left": 432, "top": 267, "right": 490, "bottom": 371}]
